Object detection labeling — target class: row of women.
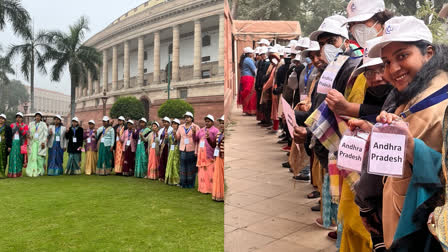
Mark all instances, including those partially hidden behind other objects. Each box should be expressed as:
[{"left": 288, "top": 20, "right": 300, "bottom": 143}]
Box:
[
  {"left": 239, "top": 0, "right": 448, "bottom": 251},
  {"left": 0, "top": 111, "right": 225, "bottom": 202}
]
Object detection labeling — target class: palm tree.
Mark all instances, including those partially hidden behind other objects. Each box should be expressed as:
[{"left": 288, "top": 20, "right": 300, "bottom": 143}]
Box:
[
  {"left": 0, "top": 0, "right": 31, "bottom": 36},
  {"left": 7, "top": 28, "right": 53, "bottom": 113},
  {"left": 0, "top": 46, "right": 15, "bottom": 112},
  {"left": 46, "top": 16, "right": 101, "bottom": 118}
]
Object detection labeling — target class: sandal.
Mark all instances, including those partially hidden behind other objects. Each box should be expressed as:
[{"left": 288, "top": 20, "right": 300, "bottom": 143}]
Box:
[{"left": 307, "top": 191, "right": 320, "bottom": 199}]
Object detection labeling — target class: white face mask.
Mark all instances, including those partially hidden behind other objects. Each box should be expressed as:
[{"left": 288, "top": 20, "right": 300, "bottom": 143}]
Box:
[
  {"left": 271, "top": 58, "right": 279, "bottom": 65},
  {"left": 323, "top": 44, "right": 343, "bottom": 63},
  {"left": 351, "top": 22, "right": 380, "bottom": 48}
]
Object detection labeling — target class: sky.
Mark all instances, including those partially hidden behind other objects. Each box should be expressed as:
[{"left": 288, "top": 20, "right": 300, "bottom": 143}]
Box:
[{"left": 0, "top": 0, "right": 149, "bottom": 95}]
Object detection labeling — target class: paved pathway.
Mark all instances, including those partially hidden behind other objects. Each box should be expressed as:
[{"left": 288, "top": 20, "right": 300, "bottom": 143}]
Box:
[{"left": 224, "top": 104, "right": 337, "bottom": 252}]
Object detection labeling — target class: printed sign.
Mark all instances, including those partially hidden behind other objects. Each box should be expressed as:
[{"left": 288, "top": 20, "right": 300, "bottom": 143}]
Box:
[
  {"left": 337, "top": 135, "right": 367, "bottom": 172},
  {"left": 317, "top": 55, "right": 349, "bottom": 94},
  {"left": 368, "top": 132, "right": 406, "bottom": 177},
  {"left": 281, "top": 96, "right": 300, "bottom": 150}
]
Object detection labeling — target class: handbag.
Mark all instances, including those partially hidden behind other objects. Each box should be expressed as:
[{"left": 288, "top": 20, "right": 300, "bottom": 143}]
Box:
[{"left": 20, "top": 144, "right": 27, "bottom": 154}]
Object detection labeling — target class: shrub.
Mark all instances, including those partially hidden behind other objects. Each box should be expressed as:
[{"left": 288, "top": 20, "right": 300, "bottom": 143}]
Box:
[
  {"left": 110, "top": 96, "right": 145, "bottom": 120},
  {"left": 158, "top": 99, "right": 194, "bottom": 119}
]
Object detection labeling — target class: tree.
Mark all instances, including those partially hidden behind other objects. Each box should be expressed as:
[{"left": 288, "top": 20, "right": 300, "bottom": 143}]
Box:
[
  {"left": 45, "top": 16, "right": 102, "bottom": 118},
  {"left": 0, "top": 0, "right": 31, "bottom": 36},
  {"left": 0, "top": 79, "right": 29, "bottom": 113},
  {"left": 415, "top": 1, "right": 448, "bottom": 43},
  {"left": 0, "top": 48, "right": 15, "bottom": 112},
  {"left": 385, "top": 0, "right": 445, "bottom": 16},
  {"left": 110, "top": 96, "right": 145, "bottom": 120},
  {"left": 7, "top": 29, "right": 53, "bottom": 113},
  {"left": 158, "top": 99, "right": 194, "bottom": 119}
]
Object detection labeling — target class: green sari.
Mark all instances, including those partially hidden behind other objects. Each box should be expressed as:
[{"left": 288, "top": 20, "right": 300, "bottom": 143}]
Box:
[
  {"left": 8, "top": 138, "right": 23, "bottom": 177},
  {"left": 165, "top": 133, "right": 180, "bottom": 185},
  {"left": 26, "top": 139, "right": 45, "bottom": 177},
  {"left": 134, "top": 127, "right": 150, "bottom": 178}
]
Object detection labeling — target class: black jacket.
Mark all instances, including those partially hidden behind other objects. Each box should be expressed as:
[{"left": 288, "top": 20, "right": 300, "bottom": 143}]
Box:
[
  {"left": 1, "top": 125, "right": 12, "bottom": 155},
  {"left": 65, "top": 126, "right": 84, "bottom": 153}
]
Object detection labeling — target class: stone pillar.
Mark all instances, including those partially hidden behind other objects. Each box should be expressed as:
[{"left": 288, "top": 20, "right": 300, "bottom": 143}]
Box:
[
  {"left": 83, "top": 87, "right": 87, "bottom": 96},
  {"left": 112, "top": 45, "right": 118, "bottom": 90},
  {"left": 102, "top": 49, "right": 108, "bottom": 91},
  {"left": 193, "top": 19, "right": 202, "bottom": 79},
  {"left": 153, "top": 31, "right": 160, "bottom": 84},
  {"left": 123, "top": 40, "right": 130, "bottom": 89},
  {"left": 218, "top": 14, "right": 225, "bottom": 75},
  {"left": 87, "top": 71, "right": 92, "bottom": 96},
  {"left": 172, "top": 25, "right": 180, "bottom": 82},
  {"left": 137, "top": 36, "right": 144, "bottom": 87}
]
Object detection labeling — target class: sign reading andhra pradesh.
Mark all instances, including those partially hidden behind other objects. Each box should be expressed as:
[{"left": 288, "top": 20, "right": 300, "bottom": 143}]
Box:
[
  {"left": 368, "top": 132, "right": 406, "bottom": 177},
  {"left": 317, "top": 55, "right": 349, "bottom": 94},
  {"left": 281, "top": 97, "right": 300, "bottom": 150},
  {"left": 337, "top": 135, "right": 366, "bottom": 172}
]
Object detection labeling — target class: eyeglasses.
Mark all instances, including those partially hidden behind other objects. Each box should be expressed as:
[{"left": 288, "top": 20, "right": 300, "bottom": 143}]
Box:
[{"left": 364, "top": 66, "right": 384, "bottom": 79}]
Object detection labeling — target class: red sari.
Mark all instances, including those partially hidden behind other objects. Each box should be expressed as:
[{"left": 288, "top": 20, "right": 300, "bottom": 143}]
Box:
[{"left": 239, "top": 76, "right": 257, "bottom": 115}]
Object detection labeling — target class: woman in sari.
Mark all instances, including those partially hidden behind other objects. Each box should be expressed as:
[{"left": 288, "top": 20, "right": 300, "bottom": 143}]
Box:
[
  {"left": 158, "top": 117, "right": 172, "bottom": 182},
  {"left": 176, "top": 111, "right": 200, "bottom": 189},
  {"left": 84, "top": 120, "right": 97, "bottom": 175},
  {"left": 146, "top": 121, "right": 160, "bottom": 180},
  {"left": 96, "top": 116, "right": 115, "bottom": 176},
  {"left": 196, "top": 114, "right": 219, "bottom": 194},
  {"left": 8, "top": 112, "right": 27, "bottom": 178},
  {"left": 0, "top": 114, "right": 12, "bottom": 178},
  {"left": 165, "top": 119, "right": 181, "bottom": 185},
  {"left": 212, "top": 115, "right": 225, "bottom": 202},
  {"left": 65, "top": 117, "right": 83, "bottom": 175},
  {"left": 114, "top": 116, "right": 126, "bottom": 175},
  {"left": 238, "top": 47, "right": 257, "bottom": 115},
  {"left": 135, "top": 118, "right": 150, "bottom": 178},
  {"left": 47, "top": 115, "right": 67, "bottom": 176},
  {"left": 121, "top": 120, "right": 136, "bottom": 176},
  {"left": 27, "top": 112, "right": 48, "bottom": 177}
]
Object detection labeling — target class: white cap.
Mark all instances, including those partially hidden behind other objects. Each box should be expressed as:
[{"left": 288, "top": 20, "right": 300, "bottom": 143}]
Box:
[
  {"left": 292, "top": 54, "right": 302, "bottom": 62},
  {"left": 88, "top": 120, "right": 96, "bottom": 124},
  {"left": 288, "top": 40, "right": 297, "bottom": 48},
  {"left": 277, "top": 46, "right": 285, "bottom": 55},
  {"left": 139, "top": 117, "right": 147, "bottom": 123},
  {"left": 310, "top": 15, "right": 349, "bottom": 40},
  {"left": 243, "top": 47, "right": 254, "bottom": 54},
  {"left": 257, "top": 39, "right": 270, "bottom": 45},
  {"left": 35, "top": 111, "right": 43, "bottom": 117},
  {"left": 295, "top": 37, "right": 311, "bottom": 49},
  {"left": 353, "top": 37, "right": 384, "bottom": 76},
  {"left": 218, "top": 115, "right": 224, "bottom": 121},
  {"left": 54, "top": 115, "right": 62, "bottom": 121},
  {"left": 345, "top": 0, "right": 385, "bottom": 24},
  {"left": 204, "top": 114, "right": 215, "bottom": 122},
  {"left": 267, "top": 46, "right": 278, "bottom": 54},
  {"left": 127, "top": 119, "right": 134, "bottom": 125},
  {"left": 118, "top": 116, "right": 125, "bottom": 121},
  {"left": 172, "top": 118, "right": 181, "bottom": 125},
  {"left": 369, "top": 16, "right": 433, "bottom": 58},
  {"left": 102, "top": 116, "right": 109, "bottom": 121},
  {"left": 16, "top": 112, "right": 24, "bottom": 118},
  {"left": 184, "top": 111, "right": 194, "bottom": 118},
  {"left": 152, "top": 121, "right": 160, "bottom": 127},
  {"left": 72, "top": 117, "right": 80, "bottom": 123},
  {"left": 283, "top": 47, "right": 291, "bottom": 57},
  {"left": 162, "top": 116, "right": 171, "bottom": 123},
  {"left": 0, "top": 114, "right": 6, "bottom": 120},
  {"left": 259, "top": 46, "right": 268, "bottom": 54},
  {"left": 301, "top": 41, "right": 320, "bottom": 58},
  {"left": 290, "top": 46, "right": 300, "bottom": 55}
]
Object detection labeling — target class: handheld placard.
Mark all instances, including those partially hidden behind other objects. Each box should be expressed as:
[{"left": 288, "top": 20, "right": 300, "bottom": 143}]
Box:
[
  {"left": 337, "top": 129, "right": 368, "bottom": 172},
  {"left": 367, "top": 122, "right": 408, "bottom": 177}
]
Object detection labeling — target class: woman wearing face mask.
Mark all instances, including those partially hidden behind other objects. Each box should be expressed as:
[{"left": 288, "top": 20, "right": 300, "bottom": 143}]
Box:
[
  {"left": 26, "top": 112, "right": 48, "bottom": 177},
  {"left": 350, "top": 16, "right": 448, "bottom": 251},
  {"left": 238, "top": 47, "right": 257, "bottom": 116}
]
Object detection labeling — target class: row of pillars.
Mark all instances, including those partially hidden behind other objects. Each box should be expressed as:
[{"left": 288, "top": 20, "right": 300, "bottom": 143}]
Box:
[{"left": 79, "top": 14, "right": 225, "bottom": 98}]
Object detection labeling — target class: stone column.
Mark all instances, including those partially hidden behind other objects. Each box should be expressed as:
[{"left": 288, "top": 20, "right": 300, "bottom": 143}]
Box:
[
  {"left": 193, "top": 19, "right": 202, "bottom": 79},
  {"left": 87, "top": 71, "right": 92, "bottom": 96},
  {"left": 153, "top": 31, "right": 160, "bottom": 84},
  {"left": 83, "top": 87, "right": 87, "bottom": 96},
  {"left": 102, "top": 49, "right": 108, "bottom": 91},
  {"left": 137, "top": 36, "right": 145, "bottom": 87},
  {"left": 172, "top": 25, "right": 180, "bottom": 82},
  {"left": 123, "top": 40, "right": 130, "bottom": 89},
  {"left": 218, "top": 14, "right": 225, "bottom": 75},
  {"left": 112, "top": 45, "right": 118, "bottom": 90}
]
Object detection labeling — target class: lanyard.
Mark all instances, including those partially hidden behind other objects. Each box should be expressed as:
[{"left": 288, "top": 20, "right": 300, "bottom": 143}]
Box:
[
  {"left": 217, "top": 133, "right": 224, "bottom": 145},
  {"left": 72, "top": 127, "right": 76, "bottom": 135},
  {"left": 128, "top": 130, "right": 132, "bottom": 138},
  {"left": 0, "top": 125, "right": 4, "bottom": 133},
  {"left": 304, "top": 65, "right": 314, "bottom": 88},
  {"left": 184, "top": 125, "right": 192, "bottom": 135},
  {"left": 89, "top": 130, "right": 93, "bottom": 137},
  {"left": 400, "top": 83, "right": 448, "bottom": 118},
  {"left": 102, "top": 128, "right": 105, "bottom": 135},
  {"left": 161, "top": 129, "right": 166, "bottom": 139},
  {"left": 56, "top": 126, "right": 60, "bottom": 135},
  {"left": 35, "top": 122, "right": 39, "bottom": 132}
]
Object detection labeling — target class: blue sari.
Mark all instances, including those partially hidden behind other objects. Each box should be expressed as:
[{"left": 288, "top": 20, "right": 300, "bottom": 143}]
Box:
[{"left": 47, "top": 127, "right": 64, "bottom": 176}]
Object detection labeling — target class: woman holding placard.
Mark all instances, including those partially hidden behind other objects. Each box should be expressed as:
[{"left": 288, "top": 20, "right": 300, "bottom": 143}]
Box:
[{"left": 350, "top": 16, "right": 448, "bottom": 251}]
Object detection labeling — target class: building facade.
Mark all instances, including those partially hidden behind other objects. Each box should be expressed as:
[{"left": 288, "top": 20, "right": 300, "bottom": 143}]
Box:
[
  {"left": 21, "top": 86, "right": 70, "bottom": 116},
  {"left": 75, "top": 0, "right": 225, "bottom": 126}
]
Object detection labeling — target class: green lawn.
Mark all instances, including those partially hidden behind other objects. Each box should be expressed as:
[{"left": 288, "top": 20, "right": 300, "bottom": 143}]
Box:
[{"left": 0, "top": 154, "right": 224, "bottom": 251}]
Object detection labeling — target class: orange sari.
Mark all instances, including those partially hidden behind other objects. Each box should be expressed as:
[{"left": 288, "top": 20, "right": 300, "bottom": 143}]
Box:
[{"left": 114, "top": 126, "right": 125, "bottom": 173}]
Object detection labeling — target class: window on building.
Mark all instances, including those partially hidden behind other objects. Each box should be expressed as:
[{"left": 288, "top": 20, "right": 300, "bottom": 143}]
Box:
[
  {"left": 202, "top": 35, "right": 211, "bottom": 47},
  {"left": 144, "top": 68, "right": 147, "bottom": 73},
  {"left": 95, "top": 98, "right": 99, "bottom": 107},
  {"left": 144, "top": 2, "right": 148, "bottom": 7},
  {"left": 144, "top": 51, "right": 148, "bottom": 60},
  {"left": 168, "top": 44, "right": 173, "bottom": 55},
  {"left": 179, "top": 88, "right": 188, "bottom": 99},
  {"left": 201, "top": 70, "right": 211, "bottom": 79},
  {"left": 144, "top": 79, "right": 148, "bottom": 86},
  {"left": 201, "top": 56, "right": 210, "bottom": 62}
]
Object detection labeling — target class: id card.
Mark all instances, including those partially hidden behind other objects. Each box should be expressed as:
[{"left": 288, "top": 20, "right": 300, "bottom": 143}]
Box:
[
  {"left": 56, "top": 136, "right": 60, "bottom": 142},
  {"left": 34, "top": 133, "right": 39, "bottom": 139},
  {"left": 14, "top": 133, "right": 19, "bottom": 140},
  {"left": 138, "top": 139, "right": 141, "bottom": 144},
  {"left": 184, "top": 138, "right": 190, "bottom": 145},
  {"left": 214, "top": 148, "right": 220, "bottom": 157},
  {"left": 151, "top": 142, "right": 156, "bottom": 149},
  {"left": 87, "top": 138, "right": 91, "bottom": 144},
  {"left": 73, "top": 137, "right": 77, "bottom": 143},
  {"left": 101, "top": 138, "right": 105, "bottom": 143},
  {"left": 126, "top": 140, "right": 131, "bottom": 146},
  {"left": 200, "top": 141, "right": 205, "bottom": 148},
  {"left": 116, "top": 136, "right": 119, "bottom": 141},
  {"left": 0, "top": 136, "right": 2, "bottom": 142},
  {"left": 170, "top": 145, "right": 175, "bottom": 151}
]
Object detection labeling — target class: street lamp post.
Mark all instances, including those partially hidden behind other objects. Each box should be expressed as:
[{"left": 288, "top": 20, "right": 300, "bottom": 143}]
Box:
[
  {"left": 101, "top": 90, "right": 108, "bottom": 116},
  {"left": 23, "top": 102, "right": 29, "bottom": 114}
]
